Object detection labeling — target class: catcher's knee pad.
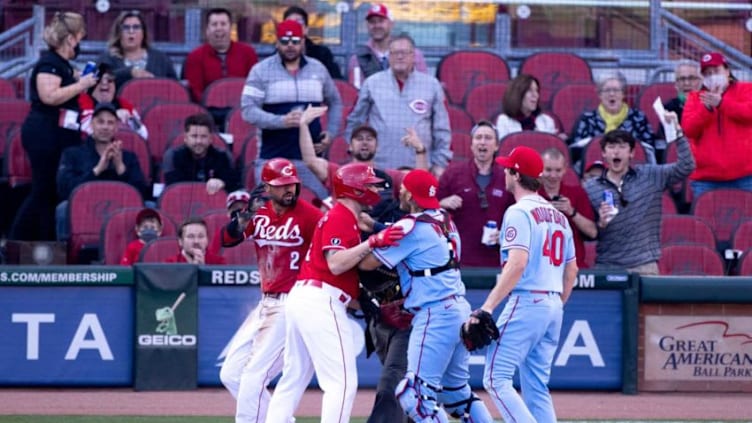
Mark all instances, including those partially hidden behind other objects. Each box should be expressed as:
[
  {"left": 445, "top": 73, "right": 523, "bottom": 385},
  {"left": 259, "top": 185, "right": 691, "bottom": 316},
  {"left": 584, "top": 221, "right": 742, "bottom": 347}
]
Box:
[
  {"left": 395, "top": 373, "right": 448, "bottom": 423},
  {"left": 441, "top": 384, "right": 494, "bottom": 423}
]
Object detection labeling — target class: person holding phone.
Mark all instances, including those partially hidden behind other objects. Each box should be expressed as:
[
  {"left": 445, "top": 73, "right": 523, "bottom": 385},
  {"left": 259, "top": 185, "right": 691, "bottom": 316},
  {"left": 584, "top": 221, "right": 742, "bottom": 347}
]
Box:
[{"left": 538, "top": 148, "right": 597, "bottom": 268}]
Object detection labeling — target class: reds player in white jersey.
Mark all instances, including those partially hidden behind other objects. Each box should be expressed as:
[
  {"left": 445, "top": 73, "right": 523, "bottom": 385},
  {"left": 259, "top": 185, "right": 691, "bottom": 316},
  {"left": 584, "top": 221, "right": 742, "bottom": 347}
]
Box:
[
  {"left": 219, "top": 158, "right": 322, "bottom": 423},
  {"left": 469, "top": 146, "right": 578, "bottom": 422},
  {"left": 265, "top": 162, "right": 405, "bottom": 423}
]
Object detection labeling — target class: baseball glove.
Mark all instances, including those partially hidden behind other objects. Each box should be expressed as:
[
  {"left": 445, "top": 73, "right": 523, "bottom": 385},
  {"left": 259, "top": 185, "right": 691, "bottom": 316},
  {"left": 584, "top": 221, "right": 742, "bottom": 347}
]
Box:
[{"left": 460, "top": 309, "right": 500, "bottom": 352}]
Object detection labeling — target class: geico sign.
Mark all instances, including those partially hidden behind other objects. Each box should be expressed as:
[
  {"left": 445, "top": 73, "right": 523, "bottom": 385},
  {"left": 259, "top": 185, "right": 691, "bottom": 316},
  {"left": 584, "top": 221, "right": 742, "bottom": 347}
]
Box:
[{"left": 138, "top": 334, "right": 197, "bottom": 346}]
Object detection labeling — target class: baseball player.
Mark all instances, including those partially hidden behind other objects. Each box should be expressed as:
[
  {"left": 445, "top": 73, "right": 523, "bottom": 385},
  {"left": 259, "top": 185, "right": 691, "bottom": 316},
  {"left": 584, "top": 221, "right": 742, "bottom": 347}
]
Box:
[
  {"left": 265, "top": 162, "right": 405, "bottom": 423},
  {"left": 360, "top": 169, "right": 495, "bottom": 423},
  {"left": 471, "top": 146, "right": 578, "bottom": 422},
  {"left": 218, "top": 158, "right": 322, "bottom": 423}
]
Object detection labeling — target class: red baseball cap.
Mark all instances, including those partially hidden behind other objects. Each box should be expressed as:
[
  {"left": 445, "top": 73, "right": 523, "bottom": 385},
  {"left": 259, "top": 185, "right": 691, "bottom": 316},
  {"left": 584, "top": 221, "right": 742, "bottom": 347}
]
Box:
[
  {"left": 585, "top": 160, "right": 606, "bottom": 172},
  {"left": 700, "top": 52, "right": 727, "bottom": 72},
  {"left": 136, "top": 208, "right": 161, "bottom": 226},
  {"left": 226, "top": 189, "right": 251, "bottom": 209},
  {"left": 366, "top": 3, "right": 392, "bottom": 20},
  {"left": 276, "top": 19, "right": 304, "bottom": 39},
  {"left": 495, "top": 146, "right": 544, "bottom": 178},
  {"left": 403, "top": 169, "right": 440, "bottom": 209}
]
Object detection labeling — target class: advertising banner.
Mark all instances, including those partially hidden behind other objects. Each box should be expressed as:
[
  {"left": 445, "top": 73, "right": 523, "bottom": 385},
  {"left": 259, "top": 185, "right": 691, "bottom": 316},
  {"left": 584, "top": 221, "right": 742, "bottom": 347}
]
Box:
[
  {"left": 0, "top": 265, "right": 133, "bottom": 286},
  {"left": 0, "top": 286, "right": 133, "bottom": 385},
  {"left": 134, "top": 264, "right": 198, "bottom": 390}
]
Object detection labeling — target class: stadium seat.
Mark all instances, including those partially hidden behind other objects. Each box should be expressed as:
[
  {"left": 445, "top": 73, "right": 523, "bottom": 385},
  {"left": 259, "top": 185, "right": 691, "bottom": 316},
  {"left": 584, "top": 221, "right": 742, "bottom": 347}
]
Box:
[
  {"left": 158, "top": 182, "right": 227, "bottom": 224},
  {"left": 0, "top": 78, "right": 18, "bottom": 98},
  {"left": 660, "top": 214, "right": 716, "bottom": 248},
  {"left": 550, "top": 83, "right": 600, "bottom": 135},
  {"left": 201, "top": 209, "right": 230, "bottom": 247},
  {"left": 222, "top": 239, "right": 258, "bottom": 266},
  {"left": 447, "top": 104, "right": 475, "bottom": 134},
  {"left": 385, "top": 168, "right": 405, "bottom": 199},
  {"left": 68, "top": 181, "right": 143, "bottom": 263},
  {"left": 658, "top": 244, "right": 725, "bottom": 276},
  {"left": 298, "top": 185, "right": 320, "bottom": 206},
  {"left": 662, "top": 192, "right": 678, "bottom": 215},
  {"left": 99, "top": 207, "right": 176, "bottom": 265},
  {"left": 326, "top": 136, "right": 350, "bottom": 165},
  {"left": 139, "top": 237, "right": 181, "bottom": 263},
  {"left": 450, "top": 133, "right": 472, "bottom": 162},
  {"left": 116, "top": 130, "right": 152, "bottom": 184},
  {"left": 732, "top": 220, "right": 752, "bottom": 253},
  {"left": 583, "top": 241, "right": 597, "bottom": 269},
  {"left": 436, "top": 50, "right": 510, "bottom": 106},
  {"left": 518, "top": 52, "right": 593, "bottom": 109},
  {"left": 141, "top": 102, "right": 209, "bottom": 163},
  {"left": 334, "top": 79, "right": 359, "bottom": 110},
  {"left": 319, "top": 104, "right": 352, "bottom": 139},
  {"left": 692, "top": 189, "right": 752, "bottom": 250},
  {"left": 118, "top": 77, "right": 191, "bottom": 112},
  {"left": 637, "top": 83, "right": 676, "bottom": 136},
  {"left": 583, "top": 136, "right": 647, "bottom": 169},
  {"left": 202, "top": 77, "right": 245, "bottom": 110},
  {"left": 240, "top": 136, "right": 259, "bottom": 170},
  {"left": 499, "top": 131, "right": 570, "bottom": 163},
  {"left": 464, "top": 82, "right": 508, "bottom": 123},
  {"left": 739, "top": 250, "right": 752, "bottom": 276},
  {"left": 226, "top": 107, "right": 257, "bottom": 150},
  {"left": 4, "top": 131, "right": 31, "bottom": 187},
  {"left": 0, "top": 99, "right": 30, "bottom": 159}
]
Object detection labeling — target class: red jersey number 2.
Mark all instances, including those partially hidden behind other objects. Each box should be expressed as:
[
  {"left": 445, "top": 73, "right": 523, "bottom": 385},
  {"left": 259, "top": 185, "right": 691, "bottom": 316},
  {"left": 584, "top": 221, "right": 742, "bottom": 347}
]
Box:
[{"left": 543, "top": 230, "right": 564, "bottom": 266}]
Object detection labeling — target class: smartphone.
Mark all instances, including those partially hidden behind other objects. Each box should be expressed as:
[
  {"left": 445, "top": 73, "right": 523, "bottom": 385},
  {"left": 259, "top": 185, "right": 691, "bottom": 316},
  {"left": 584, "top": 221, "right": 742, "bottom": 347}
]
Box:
[{"left": 552, "top": 195, "right": 562, "bottom": 201}]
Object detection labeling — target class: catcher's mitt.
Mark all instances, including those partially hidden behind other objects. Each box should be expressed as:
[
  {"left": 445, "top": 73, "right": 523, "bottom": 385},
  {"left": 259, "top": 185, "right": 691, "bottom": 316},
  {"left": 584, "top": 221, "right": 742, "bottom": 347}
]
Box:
[{"left": 460, "top": 309, "right": 499, "bottom": 352}]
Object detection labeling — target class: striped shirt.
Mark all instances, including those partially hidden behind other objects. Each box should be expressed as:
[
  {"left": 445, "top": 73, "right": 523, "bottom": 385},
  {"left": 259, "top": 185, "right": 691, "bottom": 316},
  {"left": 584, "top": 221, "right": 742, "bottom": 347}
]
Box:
[{"left": 584, "top": 136, "right": 695, "bottom": 268}]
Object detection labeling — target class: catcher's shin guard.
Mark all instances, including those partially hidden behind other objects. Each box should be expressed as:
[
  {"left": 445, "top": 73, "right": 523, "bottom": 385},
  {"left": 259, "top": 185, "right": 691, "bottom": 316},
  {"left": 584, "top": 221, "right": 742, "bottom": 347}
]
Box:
[
  {"left": 395, "top": 372, "right": 449, "bottom": 423},
  {"left": 441, "top": 384, "right": 494, "bottom": 423}
]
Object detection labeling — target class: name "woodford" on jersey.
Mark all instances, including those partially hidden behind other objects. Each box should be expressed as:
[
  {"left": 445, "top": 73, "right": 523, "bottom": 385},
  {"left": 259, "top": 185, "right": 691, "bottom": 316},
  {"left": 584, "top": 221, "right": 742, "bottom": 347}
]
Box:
[{"left": 530, "top": 207, "right": 568, "bottom": 226}]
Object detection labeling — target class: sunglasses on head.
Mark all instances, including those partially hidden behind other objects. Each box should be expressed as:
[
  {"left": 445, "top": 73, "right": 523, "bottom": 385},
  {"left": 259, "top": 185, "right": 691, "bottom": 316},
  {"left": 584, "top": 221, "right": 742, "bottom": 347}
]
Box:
[{"left": 279, "top": 36, "right": 301, "bottom": 46}]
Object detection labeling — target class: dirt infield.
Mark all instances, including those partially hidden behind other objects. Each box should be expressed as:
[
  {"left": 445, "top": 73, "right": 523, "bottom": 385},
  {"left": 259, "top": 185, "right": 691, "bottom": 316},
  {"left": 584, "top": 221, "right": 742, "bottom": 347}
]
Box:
[{"left": 0, "top": 388, "right": 750, "bottom": 420}]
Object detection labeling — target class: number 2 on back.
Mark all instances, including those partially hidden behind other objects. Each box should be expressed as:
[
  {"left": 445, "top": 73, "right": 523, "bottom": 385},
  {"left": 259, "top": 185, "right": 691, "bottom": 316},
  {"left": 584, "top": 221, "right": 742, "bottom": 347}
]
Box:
[{"left": 542, "top": 230, "right": 564, "bottom": 266}]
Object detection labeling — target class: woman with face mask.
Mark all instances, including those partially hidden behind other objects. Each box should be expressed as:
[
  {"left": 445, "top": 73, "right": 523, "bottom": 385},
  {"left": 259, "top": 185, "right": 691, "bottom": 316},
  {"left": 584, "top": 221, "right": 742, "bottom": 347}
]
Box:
[
  {"left": 682, "top": 52, "right": 752, "bottom": 197},
  {"left": 9, "top": 12, "right": 98, "bottom": 241}
]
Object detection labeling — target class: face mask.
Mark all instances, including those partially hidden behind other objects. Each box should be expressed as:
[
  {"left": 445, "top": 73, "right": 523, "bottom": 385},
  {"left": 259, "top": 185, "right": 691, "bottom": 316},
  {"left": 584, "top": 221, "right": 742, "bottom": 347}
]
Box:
[
  {"left": 138, "top": 227, "right": 158, "bottom": 243},
  {"left": 677, "top": 92, "right": 686, "bottom": 103},
  {"left": 703, "top": 74, "right": 727, "bottom": 91},
  {"left": 72, "top": 42, "right": 81, "bottom": 60}
]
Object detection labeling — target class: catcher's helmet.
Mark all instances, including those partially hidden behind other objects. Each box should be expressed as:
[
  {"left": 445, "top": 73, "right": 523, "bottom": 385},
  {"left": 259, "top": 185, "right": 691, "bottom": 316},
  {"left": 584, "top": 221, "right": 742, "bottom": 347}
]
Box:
[
  {"left": 261, "top": 158, "right": 300, "bottom": 186},
  {"left": 332, "top": 162, "right": 383, "bottom": 206}
]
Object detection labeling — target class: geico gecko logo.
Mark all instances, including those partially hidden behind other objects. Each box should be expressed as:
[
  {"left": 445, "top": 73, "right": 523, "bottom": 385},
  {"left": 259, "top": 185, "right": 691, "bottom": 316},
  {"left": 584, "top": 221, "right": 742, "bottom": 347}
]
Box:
[{"left": 138, "top": 292, "right": 196, "bottom": 347}]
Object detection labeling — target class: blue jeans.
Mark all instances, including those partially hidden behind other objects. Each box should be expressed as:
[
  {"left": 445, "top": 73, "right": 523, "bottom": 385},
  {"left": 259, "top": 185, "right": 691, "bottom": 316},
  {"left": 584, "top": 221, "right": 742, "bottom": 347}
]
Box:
[{"left": 690, "top": 175, "right": 752, "bottom": 201}]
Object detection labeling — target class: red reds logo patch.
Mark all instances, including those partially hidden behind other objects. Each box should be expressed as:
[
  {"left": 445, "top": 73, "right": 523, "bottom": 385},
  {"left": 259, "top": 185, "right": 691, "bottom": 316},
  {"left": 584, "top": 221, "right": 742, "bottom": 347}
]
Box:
[
  {"left": 504, "top": 227, "right": 517, "bottom": 242},
  {"left": 409, "top": 99, "right": 429, "bottom": 114}
]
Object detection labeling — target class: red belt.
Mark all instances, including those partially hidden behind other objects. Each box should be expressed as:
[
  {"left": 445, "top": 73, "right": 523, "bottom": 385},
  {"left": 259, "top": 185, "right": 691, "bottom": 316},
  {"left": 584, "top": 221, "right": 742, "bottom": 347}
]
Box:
[{"left": 298, "top": 279, "right": 350, "bottom": 304}]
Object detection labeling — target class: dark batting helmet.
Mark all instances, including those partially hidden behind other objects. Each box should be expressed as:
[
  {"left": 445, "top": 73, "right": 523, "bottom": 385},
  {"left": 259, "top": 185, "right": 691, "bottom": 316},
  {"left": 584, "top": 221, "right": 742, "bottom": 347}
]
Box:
[{"left": 332, "top": 162, "right": 383, "bottom": 206}]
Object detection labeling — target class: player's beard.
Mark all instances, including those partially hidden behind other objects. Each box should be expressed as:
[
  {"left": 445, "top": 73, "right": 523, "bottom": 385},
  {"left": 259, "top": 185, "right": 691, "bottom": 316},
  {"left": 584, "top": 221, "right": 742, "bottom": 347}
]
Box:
[{"left": 274, "top": 193, "right": 298, "bottom": 208}]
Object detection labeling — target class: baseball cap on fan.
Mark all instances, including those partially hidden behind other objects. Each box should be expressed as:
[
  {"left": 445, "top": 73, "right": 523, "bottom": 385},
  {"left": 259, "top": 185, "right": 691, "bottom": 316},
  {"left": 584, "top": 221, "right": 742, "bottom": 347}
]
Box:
[
  {"left": 403, "top": 169, "right": 440, "bottom": 209},
  {"left": 226, "top": 189, "right": 251, "bottom": 210},
  {"left": 276, "top": 19, "right": 304, "bottom": 39},
  {"left": 700, "top": 52, "right": 727, "bottom": 73},
  {"left": 495, "top": 146, "right": 544, "bottom": 178},
  {"left": 366, "top": 3, "right": 392, "bottom": 20},
  {"left": 136, "top": 208, "right": 161, "bottom": 226}
]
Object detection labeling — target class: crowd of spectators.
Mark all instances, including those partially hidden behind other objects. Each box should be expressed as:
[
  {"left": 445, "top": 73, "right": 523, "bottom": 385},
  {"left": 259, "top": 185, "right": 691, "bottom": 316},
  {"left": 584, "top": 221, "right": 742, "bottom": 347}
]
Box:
[{"left": 1, "top": 3, "right": 749, "bottom": 273}]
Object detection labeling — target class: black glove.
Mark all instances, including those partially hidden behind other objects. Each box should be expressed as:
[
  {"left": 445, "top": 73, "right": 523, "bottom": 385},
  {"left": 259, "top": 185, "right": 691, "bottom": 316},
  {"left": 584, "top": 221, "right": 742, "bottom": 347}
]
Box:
[{"left": 460, "top": 309, "right": 499, "bottom": 352}]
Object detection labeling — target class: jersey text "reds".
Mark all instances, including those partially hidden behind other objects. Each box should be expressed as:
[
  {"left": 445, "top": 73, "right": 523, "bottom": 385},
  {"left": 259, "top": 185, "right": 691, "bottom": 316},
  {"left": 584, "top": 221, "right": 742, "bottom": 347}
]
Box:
[{"left": 252, "top": 215, "right": 304, "bottom": 247}]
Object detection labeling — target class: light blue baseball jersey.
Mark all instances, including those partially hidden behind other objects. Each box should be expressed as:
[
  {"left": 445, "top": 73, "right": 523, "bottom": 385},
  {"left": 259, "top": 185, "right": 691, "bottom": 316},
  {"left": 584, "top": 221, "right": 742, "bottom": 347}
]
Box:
[
  {"left": 373, "top": 210, "right": 465, "bottom": 309},
  {"left": 500, "top": 194, "right": 575, "bottom": 292}
]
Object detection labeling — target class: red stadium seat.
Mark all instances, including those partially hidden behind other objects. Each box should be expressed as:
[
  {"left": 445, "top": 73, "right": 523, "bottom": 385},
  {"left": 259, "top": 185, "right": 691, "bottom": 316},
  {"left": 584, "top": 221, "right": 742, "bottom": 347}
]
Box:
[
  {"left": 732, "top": 220, "right": 752, "bottom": 253},
  {"left": 519, "top": 52, "right": 593, "bottom": 109},
  {"left": 637, "top": 83, "right": 676, "bottom": 136},
  {"left": 660, "top": 214, "right": 716, "bottom": 248},
  {"left": 692, "top": 189, "right": 752, "bottom": 250},
  {"left": 739, "top": 250, "right": 752, "bottom": 276},
  {"left": 436, "top": 51, "right": 510, "bottom": 106},
  {"left": 583, "top": 241, "right": 597, "bottom": 269},
  {"left": 335, "top": 79, "right": 359, "bottom": 110},
  {"left": 115, "top": 130, "right": 152, "bottom": 184},
  {"left": 327, "top": 136, "right": 350, "bottom": 165},
  {"left": 0, "top": 99, "right": 30, "bottom": 159},
  {"left": 4, "top": 131, "right": 31, "bottom": 187},
  {"left": 201, "top": 209, "right": 230, "bottom": 246},
  {"left": 141, "top": 102, "right": 209, "bottom": 163},
  {"left": 240, "top": 136, "right": 259, "bottom": 169},
  {"left": 68, "top": 181, "right": 143, "bottom": 263},
  {"left": 447, "top": 104, "right": 475, "bottom": 134},
  {"left": 450, "top": 133, "right": 472, "bottom": 162},
  {"left": 499, "top": 131, "right": 570, "bottom": 163},
  {"left": 158, "top": 182, "right": 227, "bottom": 224},
  {"left": 0, "top": 78, "right": 18, "bottom": 98},
  {"left": 550, "top": 83, "right": 600, "bottom": 135},
  {"left": 298, "top": 185, "right": 320, "bottom": 206},
  {"left": 385, "top": 168, "right": 406, "bottom": 199},
  {"left": 464, "top": 82, "right": 508, "bottom": 123},
  {"left": 202, "top": 77, "right": 245, "bottom": 109},
  {"left": 662, "top": 192, "right": 678, "bottom": 215},
  {"left": 222, "top": 239, "right": 258, "bottom": 266},
  {"left": 100, "top": 207, "right": 176, "bottom": 265},
  {"left": 658, "top": 244, "right": 725, "bottom": 276},
  {"left": 118, "top": 77, "right": 191, "bottom": 111},
  {"left": 226, "top": 107, "right": 257, "bottom": 149},
  {"left": 139, "top": 237, "right": 181, "bottom": 263}
]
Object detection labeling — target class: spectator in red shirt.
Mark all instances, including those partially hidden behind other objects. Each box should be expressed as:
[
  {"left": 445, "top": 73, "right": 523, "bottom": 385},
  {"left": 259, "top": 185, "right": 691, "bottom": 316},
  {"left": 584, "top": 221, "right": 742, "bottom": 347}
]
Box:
[
  {"left": 184, "top": 8, "right": 258, "bottom": 103},
  {"left": 120, "top": 208, "right": 163, "bottom": 265},
  {"left": 538, "top": 148, "right": 597, "bottom": 268},
  {"left": 166, "top": 217, "right": 226, "bottom": 264}
]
